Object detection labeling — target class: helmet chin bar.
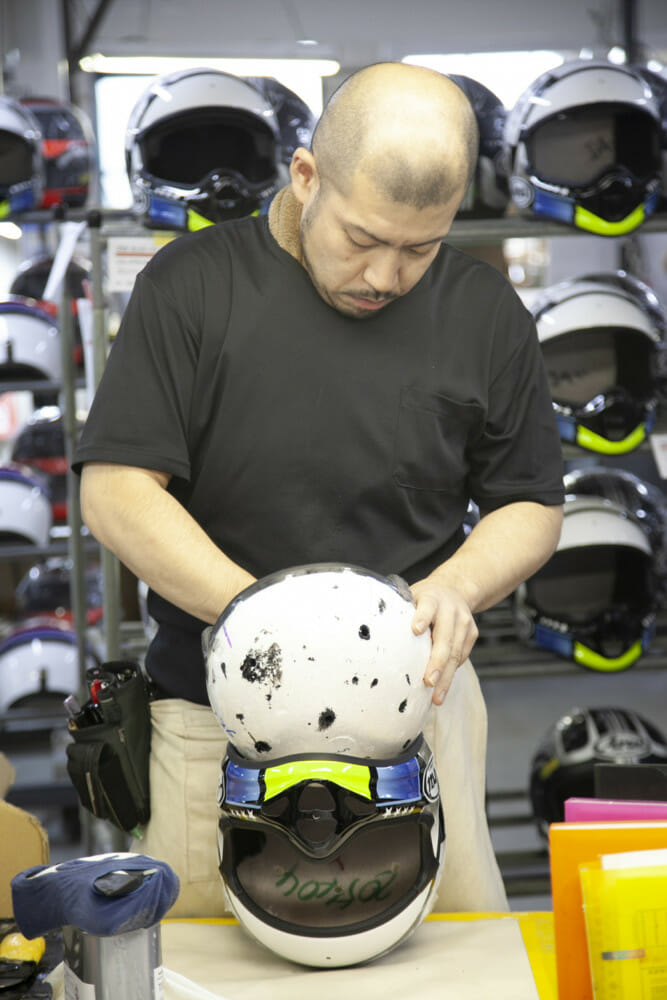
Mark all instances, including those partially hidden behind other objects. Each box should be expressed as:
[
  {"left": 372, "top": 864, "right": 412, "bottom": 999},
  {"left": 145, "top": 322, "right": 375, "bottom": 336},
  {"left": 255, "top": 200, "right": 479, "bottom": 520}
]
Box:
[
  {"left": 528, "top": 179, "right": 660, "bottom": 236},
  {"left": 533, "top": 613, "right": 655, "bottom": 673},
  {"left": 553, "top": 390, "right": 655, "bottom": 455}
]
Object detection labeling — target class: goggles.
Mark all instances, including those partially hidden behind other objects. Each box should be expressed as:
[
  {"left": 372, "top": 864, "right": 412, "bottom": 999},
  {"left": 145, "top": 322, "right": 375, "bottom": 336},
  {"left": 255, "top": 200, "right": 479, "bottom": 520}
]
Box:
[{"left": 218, "top": 736, "right": 444, "bottom": 936}]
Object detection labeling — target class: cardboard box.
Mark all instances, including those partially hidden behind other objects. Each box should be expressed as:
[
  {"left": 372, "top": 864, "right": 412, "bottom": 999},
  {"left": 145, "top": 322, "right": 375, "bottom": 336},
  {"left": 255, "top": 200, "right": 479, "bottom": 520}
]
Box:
[{"left": 0, "top": 751, "right": 49, "bottom": 919}]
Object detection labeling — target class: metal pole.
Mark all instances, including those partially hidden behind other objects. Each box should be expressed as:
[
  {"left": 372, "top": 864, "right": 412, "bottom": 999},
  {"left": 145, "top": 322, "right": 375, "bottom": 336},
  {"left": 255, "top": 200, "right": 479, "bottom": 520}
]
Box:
[{"left": 88, "top": 212, "right": 121, "bottom": 662}]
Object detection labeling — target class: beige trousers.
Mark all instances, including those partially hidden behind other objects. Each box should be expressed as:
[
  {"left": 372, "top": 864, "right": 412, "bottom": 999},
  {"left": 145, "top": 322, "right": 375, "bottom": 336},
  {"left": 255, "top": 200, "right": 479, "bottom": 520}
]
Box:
[{"left": 132, "top": 658, "right": 508, "bottom": 917}]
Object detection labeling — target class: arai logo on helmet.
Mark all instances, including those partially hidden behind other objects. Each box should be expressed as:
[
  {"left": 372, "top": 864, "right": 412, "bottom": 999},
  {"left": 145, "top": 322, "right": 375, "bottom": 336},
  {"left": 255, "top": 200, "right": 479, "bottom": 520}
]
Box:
[
  {"left": 595, "top": 731, "right": 651, "bottom": 761},
  {"left": 422, "top": 756, "right": 439, "bottom": 803}
]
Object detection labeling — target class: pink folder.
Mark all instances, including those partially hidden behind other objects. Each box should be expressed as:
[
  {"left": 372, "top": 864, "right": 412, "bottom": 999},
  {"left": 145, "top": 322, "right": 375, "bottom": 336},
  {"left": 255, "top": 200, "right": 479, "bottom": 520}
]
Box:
[{"left": 564, "top": 796, "right": 667, "bottom": 822}]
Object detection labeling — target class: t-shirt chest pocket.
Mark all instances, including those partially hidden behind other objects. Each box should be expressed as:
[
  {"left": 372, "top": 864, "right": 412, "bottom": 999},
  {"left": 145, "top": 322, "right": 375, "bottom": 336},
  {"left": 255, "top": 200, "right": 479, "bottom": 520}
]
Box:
[{"left": 393, "top": 386, "right": 484, "bottom": 492}]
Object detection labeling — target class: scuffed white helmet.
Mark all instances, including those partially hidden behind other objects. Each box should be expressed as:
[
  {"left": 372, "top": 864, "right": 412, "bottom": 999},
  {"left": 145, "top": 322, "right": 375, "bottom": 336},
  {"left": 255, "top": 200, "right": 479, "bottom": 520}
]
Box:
[
  {"left": 205, "top": 563, "right": 444, "bottom": 969},
  {"left": 203, "top": 563, "right": 433, "bottom": 760}
]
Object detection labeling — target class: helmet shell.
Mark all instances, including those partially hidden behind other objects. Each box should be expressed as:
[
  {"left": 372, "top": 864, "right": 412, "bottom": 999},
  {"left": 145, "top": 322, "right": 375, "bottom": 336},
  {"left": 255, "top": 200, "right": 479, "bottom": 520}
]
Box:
[
  {"left": 204, "top": 563, "right": 433, "bottom": 760},
  {"left": 0, "top": 617, "right": 97, "bottom": 713},
  {"left": 531, "top": 270, "right": 667, "bottom": 453},
  {"left": 448, "top": 74, "right": 509, "bottom": 217},
  {"left": 244, "top": 76, "right": 317, "bottom": 165},
  {"left": 0, "top": 95, "right": 44, "bottom": 213},
  {"left": 0, "top": 301, "right": 61, "bottom": 383},
  {"left": 0, "top": 463, "right": 52, "bottom": 547},
  {"left": 529, "top": 706, "right": 667, "bottom": 835},
  {"left": 125, "top": 68, "right": 282, "bottom": 229},
  {"left": 19, "top": 97, "right": 95, "bottom": 208},
  {"left": 503, "top": 59, "right": 662, "bottom": 233}
]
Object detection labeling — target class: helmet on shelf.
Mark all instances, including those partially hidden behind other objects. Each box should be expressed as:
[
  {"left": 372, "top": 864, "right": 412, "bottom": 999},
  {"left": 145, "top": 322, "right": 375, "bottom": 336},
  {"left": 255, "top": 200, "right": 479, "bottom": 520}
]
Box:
[
  {"left": 0, "top": 95, "right": 43, "bottom": 215},
  {"left": 0, "top": 463, "right": 51, "bottom": 547},
  {"left": 448, "top": 74, "right": 509, "bottom": 217},
  {"left": 125, "top": 68, "right": 282, "bottom": 231},
  {"left": 19, "top": 96, "right": 95, "bottom": 208},
  {"left": 0, "top": 300, "right": 61, "bottom": 383},
  {"left": 0, "top": 617, "right": 98, "bottom": 714},
  {"left": 632, "top": 64, "right": 667, "bottom": 208},
  {"left": 563, "top": 466, "right": 667, "bottom": 599},
  {"left": 10, "top": 252, "right": 91, "bottom": 367},
  {"left": 11, "top": 406, "right": 82, "bottom": 523},
  {"left": 204, "top": 563, "right": 443, "bottom": 967},
  {"left": 514, "top": 494, "right": 657, "bottom": 672},
  {"left": 244, "top": 76, "right": 316, "bottom": 167},
  {"left": 529, "top": 706, "right": 667, "bottom": 836},
  {"left": 531, "top": 270, "right": 667, "bottom": 454},
  {"left": 15, "top": 556, "right": 103, "bottom": 626},
  {"left": 502, "top": 58, "right": 662, "bottom": 236}
]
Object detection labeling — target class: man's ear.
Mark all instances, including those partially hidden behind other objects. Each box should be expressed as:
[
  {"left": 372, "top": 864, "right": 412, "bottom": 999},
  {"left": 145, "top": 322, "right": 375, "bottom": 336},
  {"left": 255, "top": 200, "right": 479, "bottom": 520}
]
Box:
[{"left": 290, "top": 147, "right": 319, "bottom": 205}]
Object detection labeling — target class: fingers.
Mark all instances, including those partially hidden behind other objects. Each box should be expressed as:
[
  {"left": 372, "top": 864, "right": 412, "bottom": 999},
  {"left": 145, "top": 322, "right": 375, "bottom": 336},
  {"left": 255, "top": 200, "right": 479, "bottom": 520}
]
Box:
[
  {"left": 426, "top": 615, "right": 478, "bottom": 704},
  {"left": 411, "top": 587, "right": 477, "bottom": 705}
]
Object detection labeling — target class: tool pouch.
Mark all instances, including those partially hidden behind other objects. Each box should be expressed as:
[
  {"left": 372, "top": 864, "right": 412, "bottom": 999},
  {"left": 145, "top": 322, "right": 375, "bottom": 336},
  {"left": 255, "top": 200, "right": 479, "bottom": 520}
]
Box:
[{"left": 65, "top": 661, "right": 152, "bottom": 834}]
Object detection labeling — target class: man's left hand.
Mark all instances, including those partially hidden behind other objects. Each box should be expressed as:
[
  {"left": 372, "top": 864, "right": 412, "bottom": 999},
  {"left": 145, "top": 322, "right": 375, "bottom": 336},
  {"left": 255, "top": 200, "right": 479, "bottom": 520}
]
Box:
[{"left": 410, "top": 577, "right": 478, "bottom": 705}]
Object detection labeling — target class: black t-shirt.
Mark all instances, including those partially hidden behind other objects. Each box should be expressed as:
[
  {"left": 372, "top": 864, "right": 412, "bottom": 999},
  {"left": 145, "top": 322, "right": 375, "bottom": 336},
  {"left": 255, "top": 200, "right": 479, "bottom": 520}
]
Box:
[{"left": 74, "top": 214, "right": 564, "bottom": 703}]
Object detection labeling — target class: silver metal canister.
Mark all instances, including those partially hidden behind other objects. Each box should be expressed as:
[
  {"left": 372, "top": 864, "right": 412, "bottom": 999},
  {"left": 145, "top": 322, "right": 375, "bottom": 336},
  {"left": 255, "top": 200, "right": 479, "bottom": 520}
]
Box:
[{"left": 62, "top": 923, "right": 164, "bottom": 1000}]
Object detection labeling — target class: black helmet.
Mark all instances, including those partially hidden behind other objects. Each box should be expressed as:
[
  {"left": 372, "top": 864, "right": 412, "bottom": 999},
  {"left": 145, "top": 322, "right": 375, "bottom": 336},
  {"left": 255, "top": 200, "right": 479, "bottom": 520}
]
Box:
[
  {"left": 19, "top": 96, "right": 95, "bottom": 208},
  {"left": 244, "top": 76, "right": 317, "bottom": 166},
  {"left": 529, "top": 706, "right": 667, "bottom": 836},
  {"left": 448, "top": 74, "right": 509, "bottom": 217}
]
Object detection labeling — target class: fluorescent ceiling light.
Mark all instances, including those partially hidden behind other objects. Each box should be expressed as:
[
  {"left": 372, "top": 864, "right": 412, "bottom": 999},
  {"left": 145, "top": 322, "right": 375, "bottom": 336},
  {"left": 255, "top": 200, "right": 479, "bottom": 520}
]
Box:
[
  {"left": 0, "top": 222, "right": 22, "bottom": 240},
  {"left": 402, "top": 51, "right": 565, "bottom": 107},
  {"left": 79, "top": 53, "right": 340, "bottom": 77}
]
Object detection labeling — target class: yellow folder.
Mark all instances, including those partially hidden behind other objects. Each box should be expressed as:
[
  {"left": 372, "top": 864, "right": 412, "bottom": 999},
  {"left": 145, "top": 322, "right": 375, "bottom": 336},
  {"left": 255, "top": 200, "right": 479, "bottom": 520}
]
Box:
[{"left": 579, "top": 857, "right": 667, "bottom": 998}]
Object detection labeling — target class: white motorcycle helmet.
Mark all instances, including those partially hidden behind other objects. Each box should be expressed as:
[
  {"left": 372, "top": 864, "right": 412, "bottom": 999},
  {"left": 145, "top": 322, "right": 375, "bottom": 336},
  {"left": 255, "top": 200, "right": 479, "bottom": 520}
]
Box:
[
  {"left": 503, "top": 58, "right": 662, "bottom": 236},
  {"left": 244, "top": 76, "right": 317, "bottom": 167},
  {"left": 0, "top": 617, "right": 98, "bottom": 714},
  {"left": 0, "top": 301, "right": 62, "bottom": 383},
  {"left": 125, "top": 68, "right": 282, "bottom": 231},
  {"left": 514, "top": 495, "right": 656, "bottom": 672},
  {"left": 0, "top": 95, "right": 44, "bottom": 215},
  {"left": 0, "top": 463, "right": 52, "bottom": 547},
  {"left": 204, "top": 563, "right": 444, "bottom": 968},
  {"left": 532, "top": 271, "right": 667, "bottom": 454}
]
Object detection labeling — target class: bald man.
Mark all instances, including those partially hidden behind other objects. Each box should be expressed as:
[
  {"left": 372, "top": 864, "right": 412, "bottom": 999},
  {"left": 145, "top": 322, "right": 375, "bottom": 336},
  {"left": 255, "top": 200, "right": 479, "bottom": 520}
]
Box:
[{"left": 75, "top": 63, "right": 563, "bottom": 920}]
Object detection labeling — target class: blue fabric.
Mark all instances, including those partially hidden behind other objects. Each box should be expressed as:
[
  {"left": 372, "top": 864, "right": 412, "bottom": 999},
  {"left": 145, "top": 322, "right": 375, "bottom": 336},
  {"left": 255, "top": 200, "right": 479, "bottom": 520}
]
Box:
[{"left": 11, "top": 852, "right": 179, "bottom": 938}]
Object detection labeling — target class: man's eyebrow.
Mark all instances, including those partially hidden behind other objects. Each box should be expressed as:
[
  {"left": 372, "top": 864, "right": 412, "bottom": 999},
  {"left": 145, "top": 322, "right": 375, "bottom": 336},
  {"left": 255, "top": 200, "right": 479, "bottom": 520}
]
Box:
[{"left": 346, "top": 222, "right": 446, "bottom": 249}]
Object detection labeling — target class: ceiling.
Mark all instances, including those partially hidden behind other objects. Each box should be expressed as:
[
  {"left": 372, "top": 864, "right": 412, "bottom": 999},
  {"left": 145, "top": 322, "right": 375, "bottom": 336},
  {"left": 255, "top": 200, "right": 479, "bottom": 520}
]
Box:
[{"left": 66, "top": 0, "right": 667, "bottom": 71}]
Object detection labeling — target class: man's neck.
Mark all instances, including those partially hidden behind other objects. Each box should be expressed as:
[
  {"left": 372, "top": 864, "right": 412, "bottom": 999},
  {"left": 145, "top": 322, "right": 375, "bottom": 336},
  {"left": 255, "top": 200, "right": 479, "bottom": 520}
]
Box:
[{"left": 267, "top": 186, "right": 305, "bottom": 267}]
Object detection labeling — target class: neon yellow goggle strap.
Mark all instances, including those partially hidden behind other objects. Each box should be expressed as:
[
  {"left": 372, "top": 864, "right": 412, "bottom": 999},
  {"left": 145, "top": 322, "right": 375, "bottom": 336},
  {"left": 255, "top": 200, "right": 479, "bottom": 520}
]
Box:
[
  {"left": 576, "top": 422, "right": 646, "bottom": 455},
  {"left": 0, "top": 200, "right": 10, "bottom": 220},
  {"left": 574, "top": 203, "right": 645, "bottom": 237},
  {"left": 264, "top": 760, "right": 372, "bottom": 802},
  {"left": 186, "top": 208, "right": 214, "bottom": 232},
  {"left": 186, "top": 205, "right": 262, "bottom": 232},
  {"left": 573, "top": 639, "right": 644, "bottom": 672}
]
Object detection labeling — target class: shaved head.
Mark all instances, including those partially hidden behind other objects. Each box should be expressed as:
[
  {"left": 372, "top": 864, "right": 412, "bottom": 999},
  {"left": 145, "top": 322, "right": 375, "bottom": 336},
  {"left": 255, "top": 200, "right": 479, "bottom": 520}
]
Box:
[{"left": 311, "top": 62, "right": 479, "bottom": 210}]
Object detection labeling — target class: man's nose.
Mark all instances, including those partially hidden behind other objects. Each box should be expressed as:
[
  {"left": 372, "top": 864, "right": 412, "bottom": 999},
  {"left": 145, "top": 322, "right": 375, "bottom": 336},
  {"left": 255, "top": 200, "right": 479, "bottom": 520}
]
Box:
[{"left": 363, "top": 249, "right": 400, "bottom": 294}]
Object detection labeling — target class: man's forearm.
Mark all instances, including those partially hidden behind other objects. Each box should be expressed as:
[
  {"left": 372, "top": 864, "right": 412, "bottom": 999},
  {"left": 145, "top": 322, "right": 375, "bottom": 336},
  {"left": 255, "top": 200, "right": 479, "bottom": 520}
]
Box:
[
  {"left": 80, "top": 462, "right": 256, "bottom": 623},
  {"left": 430, "top": 501, "right": 564, "bottom": 613}
]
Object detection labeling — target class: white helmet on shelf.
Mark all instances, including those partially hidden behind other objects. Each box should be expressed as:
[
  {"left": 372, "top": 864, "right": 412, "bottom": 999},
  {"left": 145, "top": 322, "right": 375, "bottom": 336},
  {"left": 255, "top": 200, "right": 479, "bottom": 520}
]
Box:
[
  {"left": 0, "top": 617, "right": 98, "bottom": 714},
  {"left": 532, "top": 270, "right": 667, "bottom": 454},
  {"left": 125, "top": 67, "right": 282, "bottom": 231},
  {"left": 503, "top": 58, "right": 662, "bottom": 236},
  {"left": 204, "top": 563, "right": 443, "bottom": 967},
  {"left": 514, "top": 495, "right": 656, "bottom": 672},
  {"left": 0, "top": 301, "right": 61, "bottom": 383},
  {"left": 0, "top": 463, "right": 52, "bottom": 547}
]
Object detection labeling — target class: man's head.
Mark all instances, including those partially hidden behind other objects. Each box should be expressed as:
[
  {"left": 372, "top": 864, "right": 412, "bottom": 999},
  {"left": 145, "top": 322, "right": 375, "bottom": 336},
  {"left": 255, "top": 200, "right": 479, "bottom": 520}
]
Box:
[{"left": 289, "top": 62, "right": 479, "bottom": 318}]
